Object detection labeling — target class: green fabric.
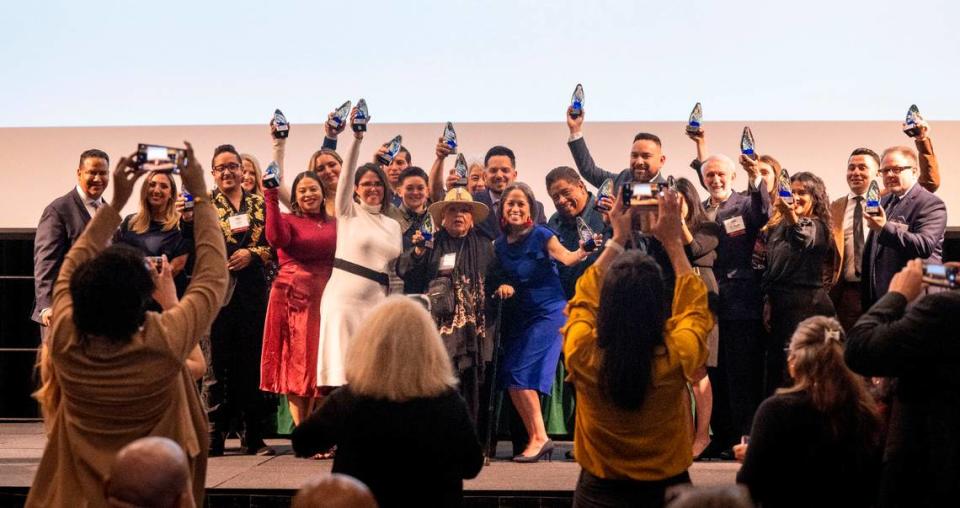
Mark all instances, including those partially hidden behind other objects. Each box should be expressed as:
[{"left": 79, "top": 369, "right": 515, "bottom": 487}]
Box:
[
  {"left": 275, "top": 395, "right": 294, "bottom": 435},
  {"left": 542, "top": 357, "right": 576, "bottom": 436}
]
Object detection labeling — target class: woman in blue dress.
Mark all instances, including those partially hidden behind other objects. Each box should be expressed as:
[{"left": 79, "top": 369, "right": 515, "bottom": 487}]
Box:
[{"left": 494, "top": 182, "right": 593, "bottom": 462}]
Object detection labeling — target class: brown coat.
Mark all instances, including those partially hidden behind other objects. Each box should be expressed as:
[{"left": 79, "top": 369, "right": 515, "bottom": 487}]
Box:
[{"left": 26, "top": 199, "right": 227, "bottom": 508}]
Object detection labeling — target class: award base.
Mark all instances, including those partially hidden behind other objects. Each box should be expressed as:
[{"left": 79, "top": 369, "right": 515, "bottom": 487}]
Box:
[
  {"left": 903, "top": 126, "right": 921, "bottom": 138},
  {"left": 352, "top": 123, "right": 368, "bottom": 133},
  {"left": 685, "top": 125, "right": 702, "bottom": 135},
  {"left": 327, "top": 120, "right": 344, "bottom": 131},
  {"left": 453, "top": 178, "right": 468, "bottom": 188},
  {"left": 273, "top": 130, "right": 289, "bottom": 140},
  {"left": 262, "top": 175, "right": 281, "bottom": 189},
  {"left": 743, "top": 153, "right": 758, "bottom": 161}
]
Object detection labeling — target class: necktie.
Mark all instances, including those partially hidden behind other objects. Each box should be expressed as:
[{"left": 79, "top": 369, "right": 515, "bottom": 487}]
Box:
[
  {"left": 90, "top": 201, "right": 101, "bottom": 212},
  {"left": 853, "top": 196, "right": 863, "bottom": 278}
]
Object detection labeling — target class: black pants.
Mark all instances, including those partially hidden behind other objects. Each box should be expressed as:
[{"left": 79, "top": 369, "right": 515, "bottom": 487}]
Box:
[
  {"left": 205, "top": 282, "right": 268, "bottom": 446},
  {"left": 711, "top": 318, "right": 766, "bottom": 443},
  {"left": 765, "top": 288, "right": 835, "bottom": 395},
  {"left": 574, "top": 469, "right": 691, "bottom": 508}
]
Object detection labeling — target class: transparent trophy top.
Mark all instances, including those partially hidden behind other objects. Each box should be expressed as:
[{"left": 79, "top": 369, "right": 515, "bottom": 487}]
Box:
[
  {"left": 386, "top": 135, "right": 402, "bottom": 156},
  {"left": 443, "top": 122, "right": 457, "bottom": 150},
  {"left": 422, "top": 213, "right": 434, "bottom": 235},
  {"left": 597, "top": 178, "right": 614, "bottom": 200},
  {"left": 265, "top": 161, "right": 280, "bottom": 176},
  {"left": 273, "top": 109, "right": 289, "bottom": 129},
  {"left": 777, "top": 168, "right": 792, "bottom": 201},
  {"left": 866, "top": 180, "right": 881, "bottom": 207},
  {"left": 571, "top": 83, "right": 584, "bottom": 113},
  {"left": 454, "top": 154, "right": 468, "bottom": 179},
  {"left": 330, "top": 100, "right": 352, "bottom": 128},
  {"left": 576, "top": 216, "right": 594, "bottom": 242},
  {"left": 905, "top": 104, "right": 920, "bottom": 125},
  {"left": 355, "top": 99, "right": 369, "bottom": 121},
  {"left": 741, "top": 126, "right": 756, "bottom": 156},
  {"left": 687, "top": 102, "right": 702, "bottom": 130}
]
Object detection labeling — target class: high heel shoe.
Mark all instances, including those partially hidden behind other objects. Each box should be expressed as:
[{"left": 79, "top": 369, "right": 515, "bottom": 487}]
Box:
[{"left": 512, "top": 439, "right": 555, "bottom": 463}]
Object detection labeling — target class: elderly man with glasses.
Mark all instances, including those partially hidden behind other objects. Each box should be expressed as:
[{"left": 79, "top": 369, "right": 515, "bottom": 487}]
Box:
[{"left": 861, "top": 146, "right": 946, "bottom": 307}]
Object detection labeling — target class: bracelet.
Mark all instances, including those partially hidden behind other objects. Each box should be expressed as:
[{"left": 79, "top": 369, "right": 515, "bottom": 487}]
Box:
[{"left": 606, "top": 239, "right": 625, "bottom": 254}]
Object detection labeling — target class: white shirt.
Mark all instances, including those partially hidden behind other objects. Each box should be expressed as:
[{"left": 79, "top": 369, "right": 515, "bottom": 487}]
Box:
[
  {"left": 842, "top": 192, "right": 869, "bottom": 282},
  {"left": 75, "top": 185, "right": 104, "bottom": 218}
]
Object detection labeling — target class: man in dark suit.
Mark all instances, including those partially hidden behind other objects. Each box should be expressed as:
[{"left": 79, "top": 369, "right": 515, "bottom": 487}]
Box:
[
  {"left": 32, "top": 149, "right": 111, "bottom": 337},
  {"left": 471, "top": 145, "right": 547, "bottom": 241},
  {"left": 861, "top": 146, "right": 946, "bottom": 307}
]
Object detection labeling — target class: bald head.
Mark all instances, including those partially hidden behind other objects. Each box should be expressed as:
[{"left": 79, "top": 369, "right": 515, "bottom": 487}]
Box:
[
  {"left": 292, "top": 474, "right": 378, "bottom": 508},
  {"left": 105, "top": 437, "right": 192, "bottom": 508}
]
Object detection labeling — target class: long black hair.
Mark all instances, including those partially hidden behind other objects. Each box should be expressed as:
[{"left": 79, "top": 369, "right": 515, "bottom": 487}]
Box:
[
  {"left": 289, "top": 170, "right": 327, "bottom": 219},
  {"left": 596, "top": 250, "right": 666, "bottom": 410},
  {"left": 791, "top": 171, "right": 831, "bottom": 227},
  {"left": 674, "top": 177, "right": 709, "bottom": 229}
]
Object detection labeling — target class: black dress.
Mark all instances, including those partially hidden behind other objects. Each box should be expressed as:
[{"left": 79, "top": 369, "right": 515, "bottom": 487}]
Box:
[
  {"left": 115, "top": 216, "right": 192, "bottom": 295},
  {"left": 292, "top": 387, "right": 485, "bottom": 508}
]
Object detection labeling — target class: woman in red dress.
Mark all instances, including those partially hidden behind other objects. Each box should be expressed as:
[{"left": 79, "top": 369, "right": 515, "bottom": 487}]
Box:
[{"left": 261, "top": 170, "right": 336, "bottom": 425}]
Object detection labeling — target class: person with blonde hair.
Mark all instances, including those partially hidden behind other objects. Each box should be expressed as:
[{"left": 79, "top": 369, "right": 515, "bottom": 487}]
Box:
[
  {"left": 292, "top": 296, "right": 484, "bottom": 507},
  {"left": 736, "top": 316, "right": 882, "bottom": 508},
  {"left": 240, "top": 153, "right": 263, "bottom": 196}
]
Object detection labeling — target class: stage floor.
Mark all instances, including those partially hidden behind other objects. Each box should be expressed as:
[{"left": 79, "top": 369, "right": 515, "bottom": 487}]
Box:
[{"left": 0, "top": 422, "right": 739, "bottom": 505}]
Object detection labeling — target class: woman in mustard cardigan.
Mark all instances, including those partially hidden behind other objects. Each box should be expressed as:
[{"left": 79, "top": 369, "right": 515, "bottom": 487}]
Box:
[{"left": 563, "top": 192, "right": 714, "bottom": 508}]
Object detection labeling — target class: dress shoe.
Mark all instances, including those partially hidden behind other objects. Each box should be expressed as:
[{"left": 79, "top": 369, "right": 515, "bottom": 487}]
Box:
[{"left": 512, "top": 439, "right": 555, "bottom": 463}]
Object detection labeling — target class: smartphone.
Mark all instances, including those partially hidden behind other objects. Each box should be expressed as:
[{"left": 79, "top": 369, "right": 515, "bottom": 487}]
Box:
[
  {"left": 621, "top": 182, "right": 666, "bottom": 207},
  {"left": 922, "top": 263, "right": 959, "bottom": 288},
  {"left": 136, "top": 144, "right": 187, "bottom": 173},
  {"left": 144, "top": 256, "right": 164, "bottom": 273}
]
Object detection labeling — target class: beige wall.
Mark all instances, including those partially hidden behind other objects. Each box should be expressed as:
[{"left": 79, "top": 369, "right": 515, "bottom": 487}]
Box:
[{"left": 4, "top": 121, "right": 957, "bottom": 228}]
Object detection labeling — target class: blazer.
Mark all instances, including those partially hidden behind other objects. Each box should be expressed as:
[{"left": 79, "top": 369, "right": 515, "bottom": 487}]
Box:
[
  {"left": 32, "top": 189, "right": 96, "bottom": 324},
  {"left": 827, "top": 195, "right": 852, "bottom": 289},
  {"left": 861, "top": 184, "right": 946, "bottom": 307},
  {"left": 567, "top": 136, "right": 667, "bottom": 191},
  {"left": 472, "top": 188, "right": 547, "bottom": 241},
  {"left": 845, "top": 290, "right": 960, "bottom": 507}
]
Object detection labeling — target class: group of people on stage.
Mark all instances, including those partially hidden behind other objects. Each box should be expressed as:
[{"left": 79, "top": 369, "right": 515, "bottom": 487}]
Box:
[{"left": 26, "top": 95, "right": 959, "bottom": 507}]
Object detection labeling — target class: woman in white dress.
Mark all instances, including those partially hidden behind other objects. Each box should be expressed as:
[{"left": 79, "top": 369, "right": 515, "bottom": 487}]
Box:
[{"left": 317, "top": 109, "right": 403, "bottom": 388}]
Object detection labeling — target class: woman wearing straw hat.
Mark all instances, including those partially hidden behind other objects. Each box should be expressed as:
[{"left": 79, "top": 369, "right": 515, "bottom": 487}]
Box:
[{"left": 397, "top": 187, "right": 496, "bottom": 425}]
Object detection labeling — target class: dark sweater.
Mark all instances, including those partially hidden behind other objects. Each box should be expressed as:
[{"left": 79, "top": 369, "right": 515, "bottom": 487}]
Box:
[
  {"left": 292, "top": 386, "right": 484, "bottom": 508},
  {"left": 737, "top": 391, "right": 881, "bottom": 508}
]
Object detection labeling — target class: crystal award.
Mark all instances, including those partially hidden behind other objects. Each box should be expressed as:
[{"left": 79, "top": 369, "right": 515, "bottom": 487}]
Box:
[
  {"left": 777, "top": 168, "right": 793, "bottom": 205},
  {"left": 272, "top": 109, "right": 289, "bottom": 139},
  {"left": 377, "top": 135, "right": 403, "bottom": 166},
  {"left": 181, "top": 190, "right": 194, "bottom": 211},
  {"left": 594, "top": 178, "right": 614, "bottom": 212},
  {"left": 667, "top": 175, "right": 677, "bottom": 192},
  {"left": 328, "top": 100, "right": 352, "bottom": 130},
  {"left": 865, "top": 180, "right": 881, "bottom": 216},
  {"left": 352, "top": 99, "right": 369, "bottom": 133},
  {"left": 442, "top": 122, "right": 458, "bottom": 153},
  {"left": 421, "top": 213, "right": 434, "bottom": 242},
  {"left": 903, "top": 104, "right": 922, "bottom": 138},
  {"left": 741, "top": 126, "right": 757, "bottom": 160},
  {"left": 262, "top": 161, "right": 281, "bottom": 189},
  {"left": 577, "top": 216, "right": 597, "bottom": 252},
  {"left": 570, "top": 83, "right": 584, "bottom": 118},
  {"left": 686, "top": 102, "right": 702, "bottom": 135},
  {"left": 453, "top": 153, "right": 469, "bottom": 187}
]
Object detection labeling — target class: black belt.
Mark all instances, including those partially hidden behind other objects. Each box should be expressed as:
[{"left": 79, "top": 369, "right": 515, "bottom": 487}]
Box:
[{"left": 333, "top": 258, "right": 389, "bottom": 287}]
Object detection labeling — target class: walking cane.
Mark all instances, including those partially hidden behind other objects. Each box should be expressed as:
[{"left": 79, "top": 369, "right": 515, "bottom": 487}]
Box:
[{"left": 483, "top": 297, "right": 504, "bottom": 466}]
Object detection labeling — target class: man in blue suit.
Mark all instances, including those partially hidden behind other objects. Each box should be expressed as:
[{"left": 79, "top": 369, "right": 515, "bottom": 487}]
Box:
[
  {"left": 861, "top": 146, "right": 947, "bottom": 307},
  {"left": 32, "top": 149, "right": 111, "bottom": 339}
]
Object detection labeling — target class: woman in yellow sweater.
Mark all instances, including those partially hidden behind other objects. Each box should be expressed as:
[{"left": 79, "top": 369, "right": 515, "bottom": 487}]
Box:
[{"left": 563, "top": 191, "right": 714, "bottom": 508}]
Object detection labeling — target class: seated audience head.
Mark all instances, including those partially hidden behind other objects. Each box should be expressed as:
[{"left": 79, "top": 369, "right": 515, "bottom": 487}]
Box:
[
  {"left": 397, "top": 166, "right": 430, "bottom": 212},
  {"left": 545, "top": 166, "right": 589, "bottom": 219},
  {"left": 630, "top": 133, "right": 666, "bottom": 183},
  {"left": 879, "top": 146, "right": 920, "bottom": 196},
  {"left": 666, "top": 485, "right": 754, "bottom": 508},
  {"left": 467, "top": 159, "right": 487, "bottom": 194},
  {"left": 345, "top": 296, "right": 457, "bottom": 401},
  {"left": 758, "top": 154, "right": 781, "bottom": 196},
  {"left": 782, "top": 316, "right": 880, "bottom": 438},
  {"left": 70, "top": 243, "right": 155, "bottom": 343},
  {"left": 846, "top": 148, "right": 880, "bottom": 196},
  {"left": 211, "top": 144, "right": 243, "bottom": 194},
  {"left": 354, "top": 163, "right": 392, "bottom": 212},
  {"left": 674, "top": 177, "right": 708, "bottom": 227},
  {"left": 596, "top": 249, "right": 666, "bottom": 410},
  {"left": 788, "top": 171, "right": 830, "bottom": 222},
  {"left": 290, "top": 171, "right": 326, "bottom": 217},
  {"left": 497, "top": 182, "right": 537, "bottom": 233},
  {"left": 240, "top": 153, "right": 263, "bottom": 196},
  {"left": 700, "top": 154, "right": 737, "bottom": 202},
  {"left": 77, "top": 148, "right": 111, "bottom": 200},
  {"left": 104, "top": 437, "right": 192, "bottom": 508},
  {"left": 308, "top": 148, "right": 343, "bottom": 194},
  {"left": 385, "top": 146, "right": 412, "bottom": 189},
  {"left": 428, "top": 187, "right": 489, "bottom": 238},
  {"left": 292, "top": 474, "right": 378, "bottom": 508},
  {"left": 483, "top": 146, "right": 518, "bottom": 195},
  {"left": 130, "top": 171, "right": 179, "bottom": 233}
]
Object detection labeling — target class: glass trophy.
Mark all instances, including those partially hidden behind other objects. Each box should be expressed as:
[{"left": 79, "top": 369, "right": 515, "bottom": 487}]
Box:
[
  {"left": 594, "top": 178, "right": 614, "bottom": 212},
  {"left": 570, "top": 83, "right": 584, "bottom": 118},
  {"left": 377, "top": 135, "right": 403, "bottom": 166},
  {"left": 903, "top": 104, "right": 922, "bottom": 138},
  {"left": 686, "top": 102, "right": 702, "bottom": 134},
  {"left": 454, "top": 153, "right": 469, "bottom": 187},
  {"left": 328, "top": 100, "right": 352, "bottom": 130},
  {"left": 272, "top": 109, "right": 289, "bottom": 139},
  {"left": 667, "top": 175, "right": 677, "bottom": 192},
  {"left": 741, "top": 126, "right": 757, "bottom": 160},
  {"left": 443, "top": 122, "right": 458, "bottom": 153},
  {"left": 865, "top": 180, "right": 881, "bottom": 216},
  {"left": 262, "top": 161, "right": 281, "bottom": 189},
  {"left": 777, "top": 168, "right": 793, "bottom": 205},
  {"left": 577, "top": 217, "right": 597, "bottom": 252},
  {"left": 352, "top": 99, "right": 369, "bottom": 133},
  {"left": 421, "top": 213, "right": 434, "bottom": 243},
  {"left": 181, "top": 190, "right": 194, "bottom": 210}
]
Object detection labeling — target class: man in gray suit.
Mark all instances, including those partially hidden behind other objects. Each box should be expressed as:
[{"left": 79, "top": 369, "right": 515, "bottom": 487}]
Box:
[{"left": 32, "top": 149, "right": 110, "bottom": 336}]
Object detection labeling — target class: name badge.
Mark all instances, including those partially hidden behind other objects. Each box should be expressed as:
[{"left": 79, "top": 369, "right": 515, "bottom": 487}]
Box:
[
  {"left": 723, "top": 216, "right": 746, "bottom": 237},
  {"left": 228, "top": 214, "right": 251, "bottom": 233},
  {"left": 439, "top": 252, "right": 457, "bottom": 273}
]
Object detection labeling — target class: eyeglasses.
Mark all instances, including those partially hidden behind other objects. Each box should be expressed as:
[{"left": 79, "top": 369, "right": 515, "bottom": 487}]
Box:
[
  {"left": 213, "top": 163, "right": 241, "bottom": 173},
  {"left": 879, "top": 165, "right": 913, "bottom": 175},
  {"left": 358, "top": 181, "right": 384, "bottom": 188}
]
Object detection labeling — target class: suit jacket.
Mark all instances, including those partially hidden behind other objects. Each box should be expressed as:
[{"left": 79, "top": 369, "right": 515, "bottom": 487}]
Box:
[
  {"left": 472, "top": 188, "right": 547, "bottom": 241},
  {"left": 32, "top": 189, "right": 95, "bottom": 324},
  {"left": 845, "top": 290, "right": 960, "bottom": 507},
  {"left": 861, "top": 184, "right": 946, "bottom": 307},
  {"left": 567, "top": 136, "right": 666, "bottom": 192},
  {"left": 827, "top": 195, "right": 852, "bottom": 290}
]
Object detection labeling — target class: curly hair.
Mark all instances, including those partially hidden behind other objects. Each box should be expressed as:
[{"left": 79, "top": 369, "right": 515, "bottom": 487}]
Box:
[{"left": 764, "top": 171, "right": 831, "bottom": 231}]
